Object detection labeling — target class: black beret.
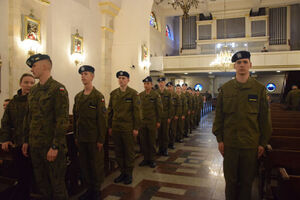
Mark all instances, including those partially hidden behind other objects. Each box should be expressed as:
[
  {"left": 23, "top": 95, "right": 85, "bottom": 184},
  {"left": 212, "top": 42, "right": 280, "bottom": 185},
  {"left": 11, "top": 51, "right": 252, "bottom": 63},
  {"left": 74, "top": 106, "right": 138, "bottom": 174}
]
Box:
[
  {"left": 231, "top": 51, "right": 251, "bottom": 62},
  {"left": 157, "top": 77, "right": 166, "bottom": 82},
  {"left": 166, "top": 82, "right": 173, "bottom": 87},
  {"left": 187, "top": 87, "right": 192, "bottom": 90},
  {"left": 143, "top": 76, "right": 152, "bottom": 82},
  {"left": 116, "top": 71, "right": 130, "bottom": 78},
  {"left": 175, "top": 84, "right": 181, "bottom": 87},
  {"left": 26, "top": 53, "right": 51, "bottom": 68},
  {"left": 78, "top": 65, "right": 95, "bottom": 74},
  {"left": 182, "top": 83, "right": 188, "bottom": 86}
]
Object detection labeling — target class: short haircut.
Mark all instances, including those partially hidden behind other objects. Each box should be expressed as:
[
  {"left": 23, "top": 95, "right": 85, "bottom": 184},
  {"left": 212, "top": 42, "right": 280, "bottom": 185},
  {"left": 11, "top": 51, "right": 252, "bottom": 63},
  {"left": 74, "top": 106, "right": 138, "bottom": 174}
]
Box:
[
  {"left": 4, "top": 99, "right": 10, "bottom": 102},
  {"left": 19, "top": 73, "right": 34, "bottom": 84}
]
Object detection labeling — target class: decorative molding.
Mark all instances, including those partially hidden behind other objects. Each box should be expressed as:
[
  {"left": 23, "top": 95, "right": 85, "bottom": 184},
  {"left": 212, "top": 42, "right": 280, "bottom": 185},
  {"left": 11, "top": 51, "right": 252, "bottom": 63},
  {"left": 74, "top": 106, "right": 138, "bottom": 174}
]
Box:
[
  {"left": 101, "top": 26, "right": 114, "bottom": 33},
  {"left": 101, "top": 9, "right": 117, "bottom": 17},
  {"left": 99, "top": 2, "right": 120, "bottom": 12},
  {"left": 34, "top": 0, "right": 50, "bottom": 6}
]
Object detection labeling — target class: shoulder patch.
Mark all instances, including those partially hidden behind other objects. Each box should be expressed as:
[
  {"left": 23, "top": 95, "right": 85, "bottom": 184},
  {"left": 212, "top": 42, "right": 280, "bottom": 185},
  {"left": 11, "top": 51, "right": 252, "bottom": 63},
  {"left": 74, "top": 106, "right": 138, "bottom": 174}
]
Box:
[
  {"left": 101, "top": 98, "right": 105, "bottom": 102},
  {"left": 59, "top": 87, "right": 65, "bottom": 91}
]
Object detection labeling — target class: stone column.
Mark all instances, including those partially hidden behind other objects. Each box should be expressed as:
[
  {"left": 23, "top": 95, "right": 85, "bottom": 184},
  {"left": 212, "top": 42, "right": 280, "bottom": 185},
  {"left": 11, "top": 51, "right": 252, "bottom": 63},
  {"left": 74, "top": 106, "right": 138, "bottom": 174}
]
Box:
[{"left": 99, "top": 1, "right": 120, "bottom": 102}]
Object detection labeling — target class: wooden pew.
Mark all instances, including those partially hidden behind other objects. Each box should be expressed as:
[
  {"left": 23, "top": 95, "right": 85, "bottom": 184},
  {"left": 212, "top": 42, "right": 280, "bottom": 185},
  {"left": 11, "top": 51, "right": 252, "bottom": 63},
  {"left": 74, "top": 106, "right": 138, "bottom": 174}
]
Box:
[
  {"left": 272, "top": 168, "right": 300, "bottom": 200},
  {"left": 269, "top": 136, "right": 300, "bottom": 150},
  {"left": 272, "top": 128, "right": 300, "bottom": 137}
]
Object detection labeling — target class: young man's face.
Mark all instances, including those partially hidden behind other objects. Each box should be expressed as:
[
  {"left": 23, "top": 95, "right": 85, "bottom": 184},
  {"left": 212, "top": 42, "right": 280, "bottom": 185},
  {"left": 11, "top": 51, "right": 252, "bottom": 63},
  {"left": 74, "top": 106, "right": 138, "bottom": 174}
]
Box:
[
  {"left": 144, "top": 82, "right": 152, "bottom": 90},
  {"left": 167, "top": 85, "right": 173, "bottom": 92},
  {"left": 81, "top": 71, "right": 94, "bottom": 85},
  {"left": 20, "top": 76, "right": 35, "bottom": 95},
  {"left": 176, "top": 86, "right": 181, "bottom": 93},
  {"left": 118, "top": 76, "right": 129, "bottom": 87},
  {"left": 182, "top": 85, "right": 187, "bottom": 91},
  {"left": 31, "top": 61, "right": 45, "bottom": 79},
  {"left": 158, "top": 81, "right": 165, "bottom": 88},
  {"left": 234, "top": 58, "right": 252, "bottom": 76}
]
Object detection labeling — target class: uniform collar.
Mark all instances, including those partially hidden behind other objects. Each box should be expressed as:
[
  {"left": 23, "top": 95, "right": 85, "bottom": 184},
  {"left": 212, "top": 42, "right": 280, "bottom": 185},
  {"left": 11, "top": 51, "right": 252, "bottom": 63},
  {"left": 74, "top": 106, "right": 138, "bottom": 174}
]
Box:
[
  {"left": 234, "top": 77, "right": 253, "bottom": 89},
  {"left": 38, "top": 76, "right": 53, "bottom": 90}
]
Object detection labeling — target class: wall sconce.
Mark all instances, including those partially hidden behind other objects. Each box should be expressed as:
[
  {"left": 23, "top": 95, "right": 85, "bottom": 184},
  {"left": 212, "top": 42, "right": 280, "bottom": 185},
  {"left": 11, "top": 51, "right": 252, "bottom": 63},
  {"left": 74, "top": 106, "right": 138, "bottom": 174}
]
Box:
[
  {"left": 71, "top": 29, "right": 84, "bottom": 65},
  {"left": 21, "top": 39, "right": 42, "bottom": 56},
  {"left": 71, "top": 53, "right": 85, "bottom": 66}
]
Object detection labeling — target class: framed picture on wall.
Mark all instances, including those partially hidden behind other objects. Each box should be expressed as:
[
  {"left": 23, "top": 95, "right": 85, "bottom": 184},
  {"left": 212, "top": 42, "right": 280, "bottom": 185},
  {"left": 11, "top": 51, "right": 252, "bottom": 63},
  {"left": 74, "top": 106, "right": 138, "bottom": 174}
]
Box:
[
  {"left": 71, "top": 31, "right": 83, "bottom": 54},
  {"left": 22, "top": 15, "right": 41, "bottom": 42},
  {"left": 141, "top": 44, "right": 148, "bottom": 61}
]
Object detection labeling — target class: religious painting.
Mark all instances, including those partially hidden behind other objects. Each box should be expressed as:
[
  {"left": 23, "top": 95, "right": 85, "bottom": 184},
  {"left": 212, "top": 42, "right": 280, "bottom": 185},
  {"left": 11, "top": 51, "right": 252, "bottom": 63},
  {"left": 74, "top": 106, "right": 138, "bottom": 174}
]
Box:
[
  {"left": 71, "top": 32, "right": 83, "bottom": 54},
  {"left": 141, "top": 44, "right": 148, "bottom": 62},
  {"left": 22, "top": 15, "right": 41, "bottom": 42}
]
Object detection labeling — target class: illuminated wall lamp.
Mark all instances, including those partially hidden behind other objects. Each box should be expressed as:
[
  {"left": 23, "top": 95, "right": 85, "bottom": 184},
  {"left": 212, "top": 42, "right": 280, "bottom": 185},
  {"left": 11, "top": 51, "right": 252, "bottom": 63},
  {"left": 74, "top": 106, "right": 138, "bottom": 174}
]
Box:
[
  {"left": 71, "top": 52, "right": 85, "bottom": 66},
  {"left": 22, "top": 39, "right": 42, "bottom": 56}
]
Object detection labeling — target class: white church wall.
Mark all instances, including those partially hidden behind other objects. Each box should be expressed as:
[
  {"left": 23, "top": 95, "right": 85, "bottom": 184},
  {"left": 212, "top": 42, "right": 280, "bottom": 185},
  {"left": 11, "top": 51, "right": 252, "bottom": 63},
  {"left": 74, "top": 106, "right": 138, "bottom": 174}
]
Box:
[
  {"left": 0, "top": 0, "right": 9, "bottom": 117},
  {"left": 111, "top": 0, "right": 154, "bottom": 92},
  {"left": 0, "top": 0, "right": 105, "bottom": 115}
]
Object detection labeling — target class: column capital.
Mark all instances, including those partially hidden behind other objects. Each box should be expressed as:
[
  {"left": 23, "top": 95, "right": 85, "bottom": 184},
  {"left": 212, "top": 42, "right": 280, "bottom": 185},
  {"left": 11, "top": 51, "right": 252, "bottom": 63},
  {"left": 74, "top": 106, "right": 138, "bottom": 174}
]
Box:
[{"left": 99, "top": 1, "right": 120, "bottom": 17}]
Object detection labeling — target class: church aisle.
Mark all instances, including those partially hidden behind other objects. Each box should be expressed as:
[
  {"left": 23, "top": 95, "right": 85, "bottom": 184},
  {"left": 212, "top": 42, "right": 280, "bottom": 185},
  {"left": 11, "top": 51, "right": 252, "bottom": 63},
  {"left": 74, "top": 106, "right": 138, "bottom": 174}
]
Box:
[{"left": 101, "top": 112, "right": 226, "bottom": 200}]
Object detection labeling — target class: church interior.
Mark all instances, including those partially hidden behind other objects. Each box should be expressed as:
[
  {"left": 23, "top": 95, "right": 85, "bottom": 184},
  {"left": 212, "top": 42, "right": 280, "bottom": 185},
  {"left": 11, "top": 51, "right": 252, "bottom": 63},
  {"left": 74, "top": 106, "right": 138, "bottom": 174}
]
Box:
[{"left": 0, "top": 0, "right": 300, "bottom": 199}]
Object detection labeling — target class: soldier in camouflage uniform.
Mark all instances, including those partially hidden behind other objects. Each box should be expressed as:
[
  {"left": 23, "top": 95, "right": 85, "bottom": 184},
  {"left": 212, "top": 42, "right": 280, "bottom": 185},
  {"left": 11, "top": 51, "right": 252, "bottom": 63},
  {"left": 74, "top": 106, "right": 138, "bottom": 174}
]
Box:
[
  {"left": 285, "top": 85, "right": 300, "bottom": 110},
  {"left": 1, "top": 73, "right": 35, "bottom": 200},
  {"left": 196, "top": 90, "right": 203, "bottom": 126},
  {"left": 213, "top": 51, "right": 272, "bottom": 200},
  {"left": 157, "top": 77, "right": 173, "bottom": 156},
  {"left": 23, "top": 54, "right": 69, "bottom": 200},
  {"left": 73, "top": 65, "right": 107, "bottom": 200},
  {"left": 108, "top": 71, "right": 141, "bottom": 185},
  {"left": 166, "top": 82, "right": 179, "bottom": 149},
  {"left": 182, "top": 83, "right": 191, "bottom": 137},
  {"left": 187, "top": 87, "right": 195, "bottom": 134},
  {"left": 175, "top": 84, "right": 186, "bottom": 143},
  {"left": 139, "top": 76, "right": 162, "bottom": 168}
]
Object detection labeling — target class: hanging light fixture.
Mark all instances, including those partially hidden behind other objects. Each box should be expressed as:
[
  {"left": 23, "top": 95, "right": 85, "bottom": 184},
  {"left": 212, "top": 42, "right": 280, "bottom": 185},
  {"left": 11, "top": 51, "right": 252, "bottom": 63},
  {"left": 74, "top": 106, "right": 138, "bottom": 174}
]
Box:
[
  {"left": 155, "top": 0, "right": 200, "bottom": 19},
  {"left": 210, "top": 0, "right": 233, "bottom": 71}
]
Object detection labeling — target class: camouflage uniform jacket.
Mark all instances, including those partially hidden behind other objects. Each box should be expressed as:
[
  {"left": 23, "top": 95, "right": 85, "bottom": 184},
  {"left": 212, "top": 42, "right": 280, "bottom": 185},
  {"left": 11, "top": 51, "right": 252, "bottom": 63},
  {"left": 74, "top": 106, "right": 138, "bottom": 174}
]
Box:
[
  {"left": 73, "top": 87, "right": 107, "bottom": 143},
  {"left": 23, "top": 77, "right": 69, "bottom": 148},
  {"left": 1, "top": 89, "right": 28, "bottom": 146},
  {"left": 108, "top": 86, "right": 141, "bottom": 131}
]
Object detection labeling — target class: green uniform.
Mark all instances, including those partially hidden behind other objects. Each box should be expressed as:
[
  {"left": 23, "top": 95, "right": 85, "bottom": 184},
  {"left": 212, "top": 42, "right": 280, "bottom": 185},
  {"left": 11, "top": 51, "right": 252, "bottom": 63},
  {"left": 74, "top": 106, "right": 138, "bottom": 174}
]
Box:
[
  {"left": 192, "top": 94, "right": 198, "bottom": 128},
  {"left": 73, "top": 87, "right": 107, "bottom": 191},
  {"left": 183, "top": 92, "right": 192, "bottom": 135},
  {"left": 139, "top": 90, "right": 162, "bottom": 162},
  {"left": 196, "top": 94, "right": 203, "bottom": 125},
  {"left": 170, "top": 92, "right": 181, "bottom": 145},
  {"left": 213, "top": 77, "right": 272, "bottom": 200},
  {"left": 1, "top": 89, "right": 32, "bottom": 199},
  {"left": 1, "top": 89, "right": 28, "bottom": 146},
  {"left": 285, "top": 89, "right": 300, "bottom": 110},
  {"left": 157, "top": 89, "right": 173, "bottom": 152},
  {"left": 24, "top": 77, "right": 69, "bottom": 200},
  {"left": 108, "top": 86, "right": 141, "bottom": 176}
]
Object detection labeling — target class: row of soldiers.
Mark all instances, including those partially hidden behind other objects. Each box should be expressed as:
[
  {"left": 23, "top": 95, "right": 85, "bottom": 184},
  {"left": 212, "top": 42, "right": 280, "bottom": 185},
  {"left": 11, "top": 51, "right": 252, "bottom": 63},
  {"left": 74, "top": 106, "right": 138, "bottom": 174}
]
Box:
[{"left": 0, "top": 53, "right": 204, "bottom": 200}]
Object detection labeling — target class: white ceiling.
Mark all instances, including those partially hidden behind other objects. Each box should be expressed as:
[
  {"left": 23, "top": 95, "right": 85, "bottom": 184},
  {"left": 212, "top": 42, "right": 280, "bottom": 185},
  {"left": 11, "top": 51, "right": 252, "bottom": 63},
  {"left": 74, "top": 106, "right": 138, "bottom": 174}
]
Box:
[{"left": 155, "top": 0, "right": 300, "bottom": 16}]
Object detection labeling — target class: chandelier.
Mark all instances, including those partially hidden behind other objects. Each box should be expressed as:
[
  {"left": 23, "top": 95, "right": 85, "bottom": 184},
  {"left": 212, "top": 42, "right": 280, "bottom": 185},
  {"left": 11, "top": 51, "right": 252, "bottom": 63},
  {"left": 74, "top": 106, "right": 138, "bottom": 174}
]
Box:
[
  {"left": 155, "top": 0, "right": 200, "bottom": 19},
  {"left": 209, "top": 0, "right": 233, "bottom": 71},
  {"left": 210, "top": 46, "right": 233, "bottom": 71}
]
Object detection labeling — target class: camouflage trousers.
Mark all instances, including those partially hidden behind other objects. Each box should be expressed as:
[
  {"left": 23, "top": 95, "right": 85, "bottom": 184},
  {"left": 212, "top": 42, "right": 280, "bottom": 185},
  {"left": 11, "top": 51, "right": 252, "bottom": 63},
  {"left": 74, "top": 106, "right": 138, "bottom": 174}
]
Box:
[
  {"left": 140, "top": 122, "right": 157, "bottom": 162},
  {"left": 112, "top": 130, "right": 135, "bottom": 176},
  {"left": 176, "top": 117, "right": 184, "bottom": 141},
  {"left": 30, "top": 146, "right": 68, "bottom": 200},
  {"left": 158, "top": 118, "right": 170, "bottom": 151},
  {"left": 223, "top": 146, "right": 258, "bottom": 200},
  {"left": 78, "top": 142, "right": 104, "bottom": 191}
]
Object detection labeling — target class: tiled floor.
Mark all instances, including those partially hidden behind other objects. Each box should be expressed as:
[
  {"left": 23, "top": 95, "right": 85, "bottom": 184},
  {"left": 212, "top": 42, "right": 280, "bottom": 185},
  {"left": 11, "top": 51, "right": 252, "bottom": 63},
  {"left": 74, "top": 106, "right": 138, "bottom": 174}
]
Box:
[{"left": 100, "top": 112, "right": 226, "bottom": 200}]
